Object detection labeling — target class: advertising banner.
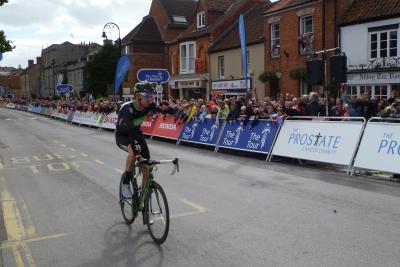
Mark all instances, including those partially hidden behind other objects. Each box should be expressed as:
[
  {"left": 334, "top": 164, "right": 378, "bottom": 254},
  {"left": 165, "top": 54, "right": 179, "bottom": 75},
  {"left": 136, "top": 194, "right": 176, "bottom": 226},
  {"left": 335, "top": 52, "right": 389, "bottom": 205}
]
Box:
[
  {"left": 179, "top": 118, "right": 224, "bottom": 146},
  {"left": 6, "top": 103, "right": 15, "bottom": 109},
  {"left": 217, "top": 119, "right": 281, "bottom": 154},
  {"left": 140, "top": 116, "right": 156, "bottom": 135},
  {"left": 101, "top": 112, "right": 118, "bottom": 130},
  {"left": 271, "top": 120, "right": 364, "bottom": 165},
  {"left": 354, "top": 122, "right": 400, "bottom": 173},
  {"left": 150, "top": 115, "right": 184, "bottom": 140}
]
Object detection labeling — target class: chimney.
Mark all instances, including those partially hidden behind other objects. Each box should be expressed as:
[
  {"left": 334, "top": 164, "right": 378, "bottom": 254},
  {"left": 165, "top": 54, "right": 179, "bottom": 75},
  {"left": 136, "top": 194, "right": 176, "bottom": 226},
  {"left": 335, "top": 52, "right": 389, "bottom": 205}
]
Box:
[
  {"left": 36, "top": 57, "right": 42, "bottom": 64},
  {"left": 28, "top": 60, "right": 34, "bottom": 68}
]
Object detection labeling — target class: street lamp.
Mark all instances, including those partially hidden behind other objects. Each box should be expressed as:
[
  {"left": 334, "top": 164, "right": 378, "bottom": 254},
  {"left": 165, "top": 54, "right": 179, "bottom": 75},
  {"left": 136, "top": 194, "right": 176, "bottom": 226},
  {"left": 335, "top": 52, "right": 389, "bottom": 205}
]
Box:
[{"left": 102, "top": 22, "right": 122, "bottom": 100}]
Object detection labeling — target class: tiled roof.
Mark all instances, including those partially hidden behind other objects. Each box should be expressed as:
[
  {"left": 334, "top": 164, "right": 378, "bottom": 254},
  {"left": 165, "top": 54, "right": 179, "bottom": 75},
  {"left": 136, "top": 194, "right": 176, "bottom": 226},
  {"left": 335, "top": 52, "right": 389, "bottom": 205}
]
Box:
[
  {"left": 203, "top": 0, "right": 235, "bottom": 11},
  {"left": 121, "top": 16, "right": 163, "bottom": 44},
  {"left": 209, "top": 3, "right": 266, "bottom": 52},
  {"left": 160, "top": 0, "right": 197, "bottom": 25},
  {"left": 177, "top": 0, "right": 267, "bottom": 41},
  {"left": 339, "top": 0, "right": 400, "bottom": 26},
  {"left": 265, "top": 0, "right": 317, "bottom": 15}
]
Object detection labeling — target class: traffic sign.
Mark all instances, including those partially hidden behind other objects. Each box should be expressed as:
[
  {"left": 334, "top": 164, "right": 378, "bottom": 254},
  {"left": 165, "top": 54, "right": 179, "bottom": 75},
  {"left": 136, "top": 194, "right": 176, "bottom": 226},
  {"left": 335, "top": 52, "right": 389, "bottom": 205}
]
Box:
[
  {"left": 56, "top": 84, "right": 73, "bottom": 93},
  {"left": 155, "top": 85, "right": 163, "bottom": 94},
  {"left": 137, "top": 69, "right": 170, "bottom": 83}
]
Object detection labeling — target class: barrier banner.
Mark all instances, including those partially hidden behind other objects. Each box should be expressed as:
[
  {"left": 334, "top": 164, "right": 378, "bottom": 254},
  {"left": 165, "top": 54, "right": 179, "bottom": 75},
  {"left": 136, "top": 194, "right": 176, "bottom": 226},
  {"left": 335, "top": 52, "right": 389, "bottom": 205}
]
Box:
[
  {"left": 67, "top": 112, "right": 75, "bottom": 122},
  {"left": 179, "top": 118, "right": 224, "bottom": 146},
  {"left": 217, "top": 119, "right": 281, "bottom": 154},
  {"left": 150, "top": 115, "right": 184, "bottom": 140},
  {"left": 354, "top": 121, "right": 400, "bottom": 173},
  {"left": 88, "top": 112, "right": 104, "bottom": 127},
  {"left": 72, "top": 111, "right": 83, "bottom": 124},
  {"left": 140, "top": 116, "right": 156, "bottom": 135},
  {"left": 271, "top": 120, "right": 364, "bottom": 165},
  {"left": 101, "top": 112, "right": 118, "bottom": 130},
  {"left": 6, "top": 103, "right": 15, "bottom": 109}
]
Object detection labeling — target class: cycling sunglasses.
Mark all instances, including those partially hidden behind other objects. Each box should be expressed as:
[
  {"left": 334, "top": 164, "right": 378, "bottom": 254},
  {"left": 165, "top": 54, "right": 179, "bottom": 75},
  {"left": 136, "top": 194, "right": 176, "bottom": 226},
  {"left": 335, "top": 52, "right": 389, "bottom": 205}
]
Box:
[{"left": 140, "top": 92, "right": 155, "bottom": 99}]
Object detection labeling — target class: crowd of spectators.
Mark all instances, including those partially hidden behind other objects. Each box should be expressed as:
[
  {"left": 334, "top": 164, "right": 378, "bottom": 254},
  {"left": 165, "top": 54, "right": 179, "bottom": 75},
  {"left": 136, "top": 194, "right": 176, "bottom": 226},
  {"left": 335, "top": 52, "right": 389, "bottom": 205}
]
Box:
[{"left": 1, "top": 88, "right": 400, "bottom": 123}]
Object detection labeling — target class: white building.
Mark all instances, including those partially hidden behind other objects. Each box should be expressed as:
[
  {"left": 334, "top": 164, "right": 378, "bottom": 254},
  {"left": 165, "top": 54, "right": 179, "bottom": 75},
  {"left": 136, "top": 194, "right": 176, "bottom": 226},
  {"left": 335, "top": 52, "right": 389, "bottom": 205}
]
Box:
[{"left": 340, "top": 0, "right": 400, "bottom": 99}]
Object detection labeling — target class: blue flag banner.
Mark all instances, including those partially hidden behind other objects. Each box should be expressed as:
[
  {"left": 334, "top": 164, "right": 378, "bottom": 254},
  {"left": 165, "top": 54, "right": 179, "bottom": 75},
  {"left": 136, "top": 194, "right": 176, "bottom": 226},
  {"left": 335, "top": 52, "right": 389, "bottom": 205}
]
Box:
[
  {"left": 0, "top": 52, "right": 3, "bottom": 61},
  {"left": 115, "top": 55, "right": 132, "bottom": 94},
  {"left": 40, "top": 81, "right": 46, "bottom": 96},
  {"left": 179, "top": 118, "right": 224, "bottom": 146},
  {"left": 217, "top": 119, "right": 282, "bottom": 154},
  {"left": 239, "top": 14, "right": 248, "bottom": 91}
]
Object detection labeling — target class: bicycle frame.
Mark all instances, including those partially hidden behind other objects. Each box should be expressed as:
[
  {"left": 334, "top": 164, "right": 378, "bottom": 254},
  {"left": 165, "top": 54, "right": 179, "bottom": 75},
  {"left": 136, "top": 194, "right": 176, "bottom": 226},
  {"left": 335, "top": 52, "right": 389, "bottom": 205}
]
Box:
[{"left": 137, "top": 164, "right": 154, "bottom": 211}]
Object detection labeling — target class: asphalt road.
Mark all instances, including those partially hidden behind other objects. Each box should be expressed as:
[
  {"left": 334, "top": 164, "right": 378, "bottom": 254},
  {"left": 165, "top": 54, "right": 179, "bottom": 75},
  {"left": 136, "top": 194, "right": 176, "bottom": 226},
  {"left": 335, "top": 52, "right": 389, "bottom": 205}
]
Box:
[{"left": 1, "top": 107, "right": 400, "bottom": 267}]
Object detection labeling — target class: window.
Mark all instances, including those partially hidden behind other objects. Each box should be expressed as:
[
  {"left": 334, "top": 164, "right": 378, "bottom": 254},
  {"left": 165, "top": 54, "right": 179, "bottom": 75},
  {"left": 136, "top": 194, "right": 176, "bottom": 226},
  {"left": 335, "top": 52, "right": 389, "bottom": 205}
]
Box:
[
  {"left": 370, "top": 30, "right": 398, "bottom": 59},
  {"left": 180, "top": 42, "right": 196, "bottom": 74},
  {"left": 373, "top": 85, "right": 388, "bottom": 99},
  {"left": 173, "top": 16, "right": 187, "bottom": 24},
  {"left": 123, "top": 45, "right": 129, "bottom": 55},
  {"left": 197, "top": 11, "right": 205, "bottom": 29},
  {"left": 300, "top": 80, "right": 310, "bottom": 96},
  {"left": 345, "top": 86, "right": 358, "bottom": 97},
  {"left": 218, "top": 56, "right": 224, "bottom": 79},
  {"left": 299, "top": 15, "right": 314, "bottom": 55},
  {"left": 270, "top": 23, "right": 280, "bottom": 57}
]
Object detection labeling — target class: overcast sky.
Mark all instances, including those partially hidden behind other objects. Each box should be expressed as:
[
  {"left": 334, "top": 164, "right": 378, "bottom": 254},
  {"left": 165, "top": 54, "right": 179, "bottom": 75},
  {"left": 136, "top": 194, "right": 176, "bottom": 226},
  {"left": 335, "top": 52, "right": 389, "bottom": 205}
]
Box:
[
  {"left": 0, "top": 0, "right": 278, "bottom": 69},
  {"left": 0, "top": 0, "right": 152, "bottom": 68}
]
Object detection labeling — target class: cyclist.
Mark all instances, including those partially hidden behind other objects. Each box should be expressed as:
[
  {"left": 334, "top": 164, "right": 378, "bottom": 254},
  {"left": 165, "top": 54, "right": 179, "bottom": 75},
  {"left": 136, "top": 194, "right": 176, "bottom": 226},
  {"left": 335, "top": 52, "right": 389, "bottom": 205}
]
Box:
[{"left": 115, "top": 82, "right": 169, "bottom": 199}]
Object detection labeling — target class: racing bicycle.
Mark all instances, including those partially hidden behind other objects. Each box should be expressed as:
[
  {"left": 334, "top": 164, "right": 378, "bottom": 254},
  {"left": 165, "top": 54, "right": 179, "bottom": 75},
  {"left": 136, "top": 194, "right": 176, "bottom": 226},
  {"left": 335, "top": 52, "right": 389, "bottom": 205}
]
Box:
[{"left": 119, "top": 155, "right": 179, "bottom": 244}]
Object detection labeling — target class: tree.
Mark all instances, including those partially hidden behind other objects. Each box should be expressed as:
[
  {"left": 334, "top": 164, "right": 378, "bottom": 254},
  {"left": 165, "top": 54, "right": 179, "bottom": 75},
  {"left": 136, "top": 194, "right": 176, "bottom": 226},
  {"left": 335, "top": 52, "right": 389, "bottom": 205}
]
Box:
[
  {"left": 85, "top": 44, "right": 119, "bottom": 97},
  {"left": 0, "top": 1, "right": 14, "bottom": 53}
]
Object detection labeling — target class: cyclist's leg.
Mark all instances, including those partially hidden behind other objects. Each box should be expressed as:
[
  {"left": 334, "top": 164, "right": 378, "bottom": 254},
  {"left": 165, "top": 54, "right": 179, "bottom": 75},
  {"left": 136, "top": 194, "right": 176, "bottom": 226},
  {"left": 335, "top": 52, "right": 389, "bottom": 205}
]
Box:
[{"left": 136, "top": 134, "right": 150, "bottom": 187}]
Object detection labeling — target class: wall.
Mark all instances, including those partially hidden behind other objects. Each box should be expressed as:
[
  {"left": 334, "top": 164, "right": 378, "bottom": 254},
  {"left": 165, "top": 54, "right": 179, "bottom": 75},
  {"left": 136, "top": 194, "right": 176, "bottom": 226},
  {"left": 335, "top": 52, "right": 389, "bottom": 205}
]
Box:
[
  {"left": 209, "top": 43, "right": 265, "bottom": 99},
  {"left": 341, "top": 17, "right": 400, "bottom": 66}
]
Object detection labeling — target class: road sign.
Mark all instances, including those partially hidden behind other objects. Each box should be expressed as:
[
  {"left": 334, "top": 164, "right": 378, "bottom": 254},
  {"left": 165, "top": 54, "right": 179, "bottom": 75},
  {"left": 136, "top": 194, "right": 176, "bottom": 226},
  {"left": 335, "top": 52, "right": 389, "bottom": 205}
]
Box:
[
  {"left": 155, "top": 85, "right": 163, "bottom": 94},
  {"left": 56, "top": 84, "right": 73, "bottom": 93},
  {"left": 137, "top": 69, "right": 170, "bottom": 83}
]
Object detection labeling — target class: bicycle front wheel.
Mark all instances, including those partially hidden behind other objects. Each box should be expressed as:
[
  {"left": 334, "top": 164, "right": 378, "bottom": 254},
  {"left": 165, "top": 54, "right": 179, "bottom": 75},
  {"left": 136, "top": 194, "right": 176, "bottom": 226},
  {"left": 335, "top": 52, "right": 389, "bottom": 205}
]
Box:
[
  {"left": 119, "top": 176, "right": 137, "bottom": 225},
  {"left": 145, "top": 182, "right": 170, "bottom": 244}
]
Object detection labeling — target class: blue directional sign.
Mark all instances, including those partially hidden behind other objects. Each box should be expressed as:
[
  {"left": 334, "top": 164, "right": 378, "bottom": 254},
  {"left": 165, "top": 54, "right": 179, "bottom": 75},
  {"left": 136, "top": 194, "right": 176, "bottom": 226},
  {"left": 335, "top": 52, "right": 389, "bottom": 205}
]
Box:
[
  {"left": 56, "top": 84, "right": 73, "bottom": 93},
  {"left": 137, "top": 69, "right": 170, "bottom": 83}
]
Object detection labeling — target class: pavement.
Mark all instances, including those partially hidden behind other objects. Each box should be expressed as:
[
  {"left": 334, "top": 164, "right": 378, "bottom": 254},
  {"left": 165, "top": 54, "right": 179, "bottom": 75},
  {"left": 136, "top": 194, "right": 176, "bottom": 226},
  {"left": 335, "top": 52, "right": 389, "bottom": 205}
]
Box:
[{"left": 1, "top": 107, "right": 400, "bottom": 267}]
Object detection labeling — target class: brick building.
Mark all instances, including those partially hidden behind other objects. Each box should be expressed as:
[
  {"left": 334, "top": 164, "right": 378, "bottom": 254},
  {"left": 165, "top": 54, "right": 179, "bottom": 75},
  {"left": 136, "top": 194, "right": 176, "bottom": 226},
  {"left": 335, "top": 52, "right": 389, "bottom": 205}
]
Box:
[
  {"left": 168, "top": 0, "right": 265, "bottom": 100},
  {"left": 263, "top": 0, "right": 355, "bottom": 98},
  {"left": 121, "top": 0, "right": 197, "bottom": 93},
  {"left": 208, "top": 2, "right": 270, "bottom": 99},
  {"left": 20, "top": 58, "right": 41, "bottom": 97}
]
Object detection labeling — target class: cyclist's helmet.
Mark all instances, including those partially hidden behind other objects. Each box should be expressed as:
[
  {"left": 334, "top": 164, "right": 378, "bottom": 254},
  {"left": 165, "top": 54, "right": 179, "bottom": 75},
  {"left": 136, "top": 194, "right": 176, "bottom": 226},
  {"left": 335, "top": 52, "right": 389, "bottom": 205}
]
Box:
[{"left": 132, "top": 82, "right": 155, "bottom": 94}]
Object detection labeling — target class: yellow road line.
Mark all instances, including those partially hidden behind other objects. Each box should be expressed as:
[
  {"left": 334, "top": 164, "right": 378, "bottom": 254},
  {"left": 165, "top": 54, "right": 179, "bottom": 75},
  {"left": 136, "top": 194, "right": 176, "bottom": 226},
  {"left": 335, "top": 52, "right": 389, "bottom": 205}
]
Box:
[
  {"left": 81, "top": 153, "right": 88, "bottom": 157},
  {"left": 114, "top": 168, "right": 124, "bottom": 174},
  {"left": 22, "top": 243, "right": 37, "bottom": 267},
  {"left": 94, "top": 159, "right": 104, "bottom": 165},
  {"left": 0, "top": 233, "right": 70, "bottom": 249},
  {"left": 21, "top": 200, "right": 36, "bottom": 238},
  {"left": 180, "top": 199, "right": 206, "bottom": 213},
  {"left": 11, "top": 246, "right": 24, "bottom": 267}
]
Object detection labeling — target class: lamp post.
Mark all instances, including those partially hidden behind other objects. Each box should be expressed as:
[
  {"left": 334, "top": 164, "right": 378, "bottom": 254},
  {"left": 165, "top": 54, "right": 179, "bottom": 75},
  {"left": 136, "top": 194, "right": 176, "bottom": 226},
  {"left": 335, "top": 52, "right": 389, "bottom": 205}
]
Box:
[{"left": 102, "top": 22, "right": 122, "bottom": 101}]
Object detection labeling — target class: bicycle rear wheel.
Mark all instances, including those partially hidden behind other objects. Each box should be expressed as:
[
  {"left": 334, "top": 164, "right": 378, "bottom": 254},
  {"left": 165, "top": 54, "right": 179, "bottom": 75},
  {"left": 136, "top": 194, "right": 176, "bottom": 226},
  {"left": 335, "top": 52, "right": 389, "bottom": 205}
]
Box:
[
  {"left": 144, "top": 182, "right": 169, "bottom": 244},
  {"left": 119, "top": 175, "right": 137, "bottom": 224}
]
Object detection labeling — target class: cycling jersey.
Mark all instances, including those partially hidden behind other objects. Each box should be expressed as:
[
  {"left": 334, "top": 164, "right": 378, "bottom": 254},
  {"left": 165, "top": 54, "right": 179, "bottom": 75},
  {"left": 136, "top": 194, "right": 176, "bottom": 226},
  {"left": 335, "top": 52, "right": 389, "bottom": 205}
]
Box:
[{"left": 115, "top": 101, "right": 159, "bottom": 159}]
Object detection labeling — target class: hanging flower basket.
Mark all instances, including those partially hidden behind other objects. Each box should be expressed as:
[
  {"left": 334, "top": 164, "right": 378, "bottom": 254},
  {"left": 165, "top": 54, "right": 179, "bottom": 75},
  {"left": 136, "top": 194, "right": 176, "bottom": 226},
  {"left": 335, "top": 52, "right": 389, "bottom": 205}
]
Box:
[{"left": 289, "top": 68, "right": 307, "bottom": 81}]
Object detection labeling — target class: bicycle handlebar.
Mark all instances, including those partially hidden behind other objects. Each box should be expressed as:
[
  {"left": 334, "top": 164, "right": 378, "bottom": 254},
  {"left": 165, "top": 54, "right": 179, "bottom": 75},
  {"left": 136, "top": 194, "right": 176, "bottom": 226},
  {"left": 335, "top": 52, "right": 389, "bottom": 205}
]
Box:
[{"left": 136, "top": 158, "right": 180, "bottom": 175}]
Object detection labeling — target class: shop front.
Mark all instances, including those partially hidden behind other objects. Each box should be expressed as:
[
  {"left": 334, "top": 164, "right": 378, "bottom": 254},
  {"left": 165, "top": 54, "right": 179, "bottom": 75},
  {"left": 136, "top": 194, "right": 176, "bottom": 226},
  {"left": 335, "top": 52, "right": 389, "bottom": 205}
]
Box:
[
  {"left": 345, "top": 69, "right": 400, "bottom": 99},
  {"left": 168, "top": 74, "right": 208, "bottom": 100},
  {"left": 211, "top": 79, "right": 251, "bottom": 98}
]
